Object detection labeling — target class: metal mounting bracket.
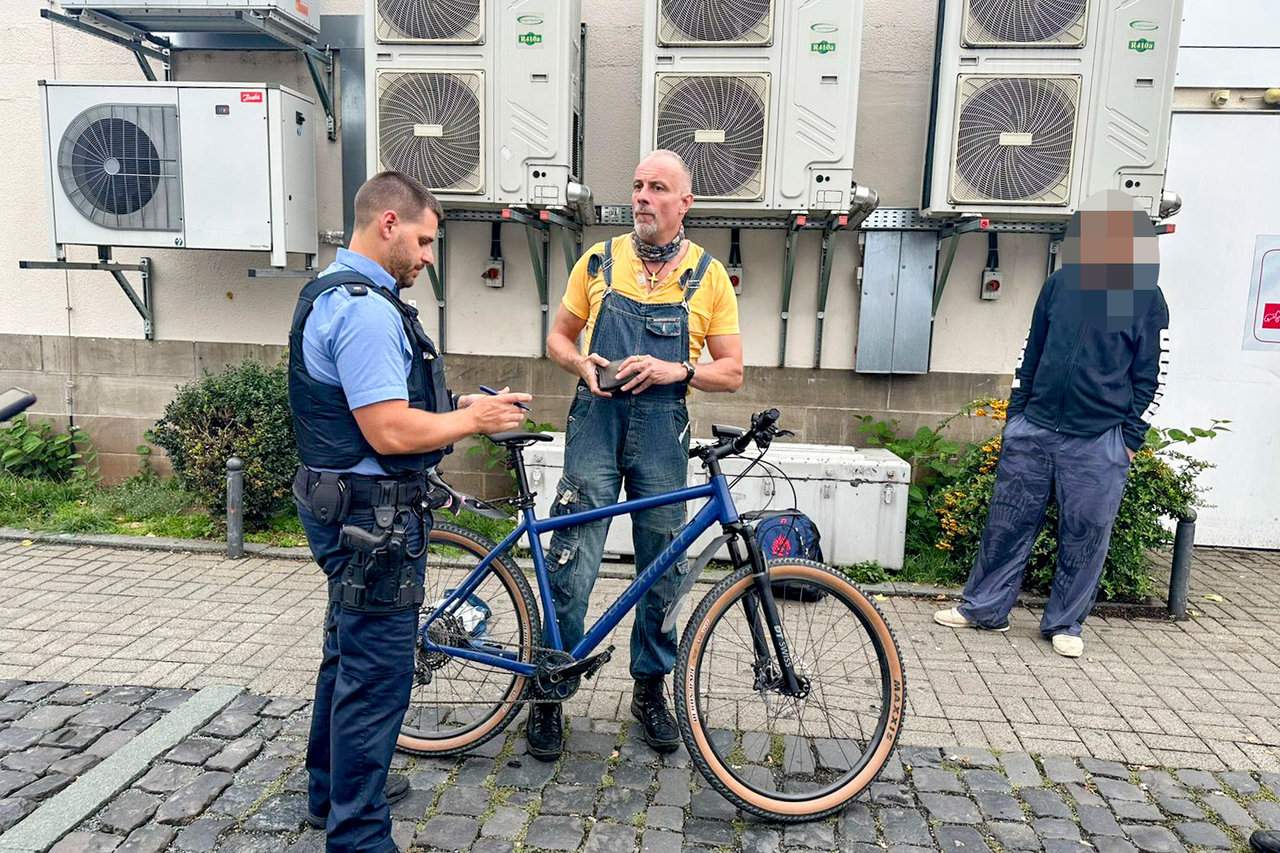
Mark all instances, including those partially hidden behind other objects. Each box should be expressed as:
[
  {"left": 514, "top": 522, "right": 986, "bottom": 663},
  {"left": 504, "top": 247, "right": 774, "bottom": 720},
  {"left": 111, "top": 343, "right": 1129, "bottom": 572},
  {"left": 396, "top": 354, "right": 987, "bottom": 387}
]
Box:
[
  {"left": 813, "top": 212, "right": 850, "bottom": 368},
  {"left": 502, "top": 207, "right": 585, "bottom": 356},
  {"left": 777, "top": 213, "right": 807, "bottom": 367},
  {"left": 423, "top": 220, "right": 448, "bottom": 353},
  {"left": 42, "top": 8, "right": 171, "bottom": 79},
  {"left": 20, "top": 252, "right": 154, "bottom": 339}
]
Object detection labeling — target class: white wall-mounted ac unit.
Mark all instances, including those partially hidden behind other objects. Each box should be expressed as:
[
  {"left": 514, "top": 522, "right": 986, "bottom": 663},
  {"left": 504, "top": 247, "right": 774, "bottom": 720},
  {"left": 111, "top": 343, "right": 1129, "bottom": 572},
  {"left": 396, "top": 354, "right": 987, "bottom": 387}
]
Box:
[
  {"left": 639, "top": 0, "right": 865, "bottom": 213},
  {"left": 39, "top": 81, "right": 318, "bottom": 267},
  {"left": 923, "top": 0, "right": 1184, "bottom": 220},
  {"left": 63, "top": 0, "right": 319, "bottom": 43},
  {"left": 367, "top": 0, "right": 584, "bottom": 208}
]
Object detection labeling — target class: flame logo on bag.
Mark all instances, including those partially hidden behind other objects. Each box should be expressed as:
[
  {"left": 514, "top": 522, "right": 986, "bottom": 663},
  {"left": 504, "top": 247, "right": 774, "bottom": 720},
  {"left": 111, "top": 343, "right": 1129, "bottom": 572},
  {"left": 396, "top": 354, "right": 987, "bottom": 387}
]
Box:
[{"left": 770, "top": 533, "right": 792, "bottom": 557}]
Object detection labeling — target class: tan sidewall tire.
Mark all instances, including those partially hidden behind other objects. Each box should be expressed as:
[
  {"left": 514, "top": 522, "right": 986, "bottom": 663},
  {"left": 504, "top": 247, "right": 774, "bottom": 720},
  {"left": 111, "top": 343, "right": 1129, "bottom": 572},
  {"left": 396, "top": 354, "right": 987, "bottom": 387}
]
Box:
[
  {"left": 678, "top": 561, "right": 905, "bottom": 819},
  {"left": 396, "top": 525, "right": 538, "bottom": 755}
]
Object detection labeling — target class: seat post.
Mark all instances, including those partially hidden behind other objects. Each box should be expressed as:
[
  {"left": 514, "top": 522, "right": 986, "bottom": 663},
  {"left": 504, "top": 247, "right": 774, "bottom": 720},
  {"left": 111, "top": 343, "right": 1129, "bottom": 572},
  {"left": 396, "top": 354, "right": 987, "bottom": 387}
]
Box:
[{"left": 509, "top": 445, "right": 536, "bottom": 509}]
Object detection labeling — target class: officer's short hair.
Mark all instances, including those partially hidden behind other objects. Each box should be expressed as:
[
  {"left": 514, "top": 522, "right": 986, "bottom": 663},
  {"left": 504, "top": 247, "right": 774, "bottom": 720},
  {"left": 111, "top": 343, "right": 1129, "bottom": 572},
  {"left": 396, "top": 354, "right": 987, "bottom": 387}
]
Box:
[{"left": 354, "top": 171, "right": 444, "bottom": 229}]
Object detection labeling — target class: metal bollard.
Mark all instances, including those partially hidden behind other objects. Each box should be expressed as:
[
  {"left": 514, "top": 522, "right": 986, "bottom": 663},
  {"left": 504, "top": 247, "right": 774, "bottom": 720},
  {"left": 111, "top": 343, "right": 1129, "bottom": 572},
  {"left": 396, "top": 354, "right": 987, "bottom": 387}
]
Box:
[
  {"left": 226, "top": 457, "right": 244, "bottom": 559},
  {"left": 1167, "top": 507, "right": 1197, "bottom": 620}
]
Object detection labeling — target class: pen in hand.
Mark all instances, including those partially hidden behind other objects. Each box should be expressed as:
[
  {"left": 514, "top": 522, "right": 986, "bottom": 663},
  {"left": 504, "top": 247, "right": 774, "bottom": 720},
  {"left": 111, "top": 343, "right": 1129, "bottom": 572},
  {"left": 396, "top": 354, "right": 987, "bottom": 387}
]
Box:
[{"left": 479, "top": 385, "right": 531, "bottom": 411}]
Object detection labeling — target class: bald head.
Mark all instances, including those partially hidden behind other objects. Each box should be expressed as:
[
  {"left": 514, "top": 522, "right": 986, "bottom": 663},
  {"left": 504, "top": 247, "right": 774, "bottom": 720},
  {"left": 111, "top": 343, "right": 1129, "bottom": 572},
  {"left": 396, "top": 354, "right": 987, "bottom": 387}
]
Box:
[{"left": 640, "top": 150, "right": 694, "bottom": 196}]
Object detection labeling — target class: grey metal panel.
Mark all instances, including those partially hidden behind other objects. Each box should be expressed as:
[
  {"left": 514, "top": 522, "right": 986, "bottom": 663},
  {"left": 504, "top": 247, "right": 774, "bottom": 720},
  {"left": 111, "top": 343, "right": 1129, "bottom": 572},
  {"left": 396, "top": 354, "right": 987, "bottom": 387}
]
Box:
[
  {"left": 891, "top": 231, "right": 936, "bottom": 374},
  {"left": 856, "top": 231, "right": 903, "bottom": 373}
]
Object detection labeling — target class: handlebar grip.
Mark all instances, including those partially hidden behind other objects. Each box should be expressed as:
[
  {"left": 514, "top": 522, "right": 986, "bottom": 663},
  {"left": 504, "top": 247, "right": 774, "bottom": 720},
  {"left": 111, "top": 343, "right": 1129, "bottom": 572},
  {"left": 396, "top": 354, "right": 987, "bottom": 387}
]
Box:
[
  {"left": 733, "top": 408, "right": 780, "bottom": 452},
  {"left": 0, "top": 388, "right": 36, "bottom": 422}
]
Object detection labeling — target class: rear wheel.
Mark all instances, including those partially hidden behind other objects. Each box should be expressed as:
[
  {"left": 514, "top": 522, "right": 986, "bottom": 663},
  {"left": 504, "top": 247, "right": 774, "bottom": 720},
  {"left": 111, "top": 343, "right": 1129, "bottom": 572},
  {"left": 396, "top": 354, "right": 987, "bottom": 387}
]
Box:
[
  {"left": 675, "top": 560, "right": 905, "bottom": 820},
  {"left": 397, "top": 521, "right": 540, "bottom": 756}
]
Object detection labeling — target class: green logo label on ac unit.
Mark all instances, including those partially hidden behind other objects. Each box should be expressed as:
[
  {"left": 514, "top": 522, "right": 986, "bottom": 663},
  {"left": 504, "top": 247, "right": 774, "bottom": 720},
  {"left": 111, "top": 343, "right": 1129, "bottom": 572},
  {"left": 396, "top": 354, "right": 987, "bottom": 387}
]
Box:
[
  {"left": 518, "top": 31, "right": 542, "bottom": 45},
  {"left": 1128, "top": 38, "right": 1155, "bottom": 52},
  {"left": 810, "top": 39, "right": 836, "bottom": 54}
]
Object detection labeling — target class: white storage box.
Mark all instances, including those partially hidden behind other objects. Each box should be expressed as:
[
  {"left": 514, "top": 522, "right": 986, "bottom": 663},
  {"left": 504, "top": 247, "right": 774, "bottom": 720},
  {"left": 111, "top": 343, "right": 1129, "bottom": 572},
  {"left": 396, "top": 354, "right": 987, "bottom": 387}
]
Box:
[{"left": 524, "top": 435, "right": 910, "bottom": 569}]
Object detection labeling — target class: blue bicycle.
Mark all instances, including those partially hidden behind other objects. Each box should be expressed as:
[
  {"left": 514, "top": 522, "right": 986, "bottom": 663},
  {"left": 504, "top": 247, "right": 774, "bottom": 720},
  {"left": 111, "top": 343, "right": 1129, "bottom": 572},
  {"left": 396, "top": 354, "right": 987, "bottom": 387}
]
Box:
[{"left": 400, "top": 409, "right": 905, "bottom": 820}]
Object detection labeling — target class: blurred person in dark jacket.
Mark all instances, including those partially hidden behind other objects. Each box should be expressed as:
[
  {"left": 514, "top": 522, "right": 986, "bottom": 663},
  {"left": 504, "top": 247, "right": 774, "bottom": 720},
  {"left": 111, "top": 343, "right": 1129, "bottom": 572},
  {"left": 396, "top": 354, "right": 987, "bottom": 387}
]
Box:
[{"left": 934, "top": 190, "right": 1169, "bottom": 658}]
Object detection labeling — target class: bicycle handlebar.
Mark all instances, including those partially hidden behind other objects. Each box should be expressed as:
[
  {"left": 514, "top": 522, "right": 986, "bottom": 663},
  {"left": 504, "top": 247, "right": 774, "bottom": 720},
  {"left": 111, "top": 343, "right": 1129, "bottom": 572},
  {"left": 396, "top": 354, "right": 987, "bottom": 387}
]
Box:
[{"left": 690, "top": 408, "right": 789, "bottom": 463}]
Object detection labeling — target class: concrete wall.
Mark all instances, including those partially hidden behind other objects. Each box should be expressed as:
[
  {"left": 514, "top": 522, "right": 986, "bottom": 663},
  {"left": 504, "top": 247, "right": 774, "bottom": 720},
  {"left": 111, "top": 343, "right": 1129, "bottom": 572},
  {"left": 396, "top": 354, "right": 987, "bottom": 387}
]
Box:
[{"left": 0, "top": 0, "right": 1078, "bottom": 488}]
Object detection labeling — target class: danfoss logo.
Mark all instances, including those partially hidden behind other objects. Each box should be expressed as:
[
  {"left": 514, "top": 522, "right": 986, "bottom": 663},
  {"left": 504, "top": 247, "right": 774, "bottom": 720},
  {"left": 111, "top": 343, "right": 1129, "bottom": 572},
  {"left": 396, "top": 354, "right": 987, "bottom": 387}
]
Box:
[
  {"left": 1262, "top": 303, "right": 1280, "bottom": 330},
  {"left": 240, "top": 91, "right": 264, "bottom": 103}
]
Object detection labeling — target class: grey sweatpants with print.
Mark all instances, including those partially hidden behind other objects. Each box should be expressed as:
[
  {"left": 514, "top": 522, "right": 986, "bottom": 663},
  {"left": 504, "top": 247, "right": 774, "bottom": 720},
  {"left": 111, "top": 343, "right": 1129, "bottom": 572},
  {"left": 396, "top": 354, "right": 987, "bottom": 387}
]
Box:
[{"left": 957, "top": 413, "right": 1131, "bottom": 638}]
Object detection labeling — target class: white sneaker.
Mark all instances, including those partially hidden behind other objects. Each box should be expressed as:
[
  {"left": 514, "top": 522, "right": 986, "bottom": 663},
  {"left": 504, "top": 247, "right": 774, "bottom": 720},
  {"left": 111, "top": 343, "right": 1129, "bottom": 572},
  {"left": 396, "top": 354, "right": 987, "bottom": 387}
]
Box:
[
  {"left": 1052, "top": 634, "right": 1083, "bottom": 658},
  {"left": 933, "top": 607, "right": 1009, "bottom": 632}
]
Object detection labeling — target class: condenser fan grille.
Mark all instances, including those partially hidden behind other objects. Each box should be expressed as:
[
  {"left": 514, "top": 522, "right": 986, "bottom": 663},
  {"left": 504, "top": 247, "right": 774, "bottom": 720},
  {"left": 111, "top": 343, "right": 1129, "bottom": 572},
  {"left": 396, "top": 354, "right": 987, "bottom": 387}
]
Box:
[
  {"left": 964, "top": 0, "right": 1087, "bottom": 46},
  {"left": 377, "top": 0, "right": 482, "bottom": 43},
  {"left": 655, "top": 74, "right": 768, "bottom": 200},
  {"left": 950, "top": 76, "right": 1079, "bottom": 205},
  {"left": 378, "top": 71, "right": 483, "bottom": 193},
  {"left": 57, "top": 104, "right": 181, "bottom": 231},
  {"left": 659, "top": 0, "right": 773, "bottom": 46}
]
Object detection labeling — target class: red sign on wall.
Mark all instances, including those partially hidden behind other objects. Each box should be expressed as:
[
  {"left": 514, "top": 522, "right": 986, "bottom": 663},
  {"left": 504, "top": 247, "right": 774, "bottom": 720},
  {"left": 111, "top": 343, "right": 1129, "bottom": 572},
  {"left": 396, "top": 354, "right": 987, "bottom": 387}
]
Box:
[{"left": 1263, "top": 303, "right": 1280, "bottom": 330}]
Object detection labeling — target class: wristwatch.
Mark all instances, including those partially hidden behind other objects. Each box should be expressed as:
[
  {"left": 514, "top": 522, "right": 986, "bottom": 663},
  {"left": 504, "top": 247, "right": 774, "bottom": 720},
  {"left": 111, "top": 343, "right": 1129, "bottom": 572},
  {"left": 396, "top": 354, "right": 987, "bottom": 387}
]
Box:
[{"left": 681, "top": 360, "right": 696, "bottom": 383}]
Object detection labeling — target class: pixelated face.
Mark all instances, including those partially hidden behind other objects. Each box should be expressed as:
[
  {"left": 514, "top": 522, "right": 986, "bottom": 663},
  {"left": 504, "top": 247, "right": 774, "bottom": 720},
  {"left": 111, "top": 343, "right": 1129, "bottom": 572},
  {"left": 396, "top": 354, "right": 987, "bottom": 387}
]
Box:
[
  {"left": 387, "top": 208, "right": 439, "bottom": 290},
  {"left": 1059, "top": 190, "right": 1161, "bottom": 329}
]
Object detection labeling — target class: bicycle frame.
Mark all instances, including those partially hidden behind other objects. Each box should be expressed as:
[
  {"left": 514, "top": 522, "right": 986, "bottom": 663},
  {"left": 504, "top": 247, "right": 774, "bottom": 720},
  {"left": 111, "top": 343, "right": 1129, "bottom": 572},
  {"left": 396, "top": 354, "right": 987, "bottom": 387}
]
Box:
[{"left": 421, "top": 471, "right": 741, "bottom": 677}]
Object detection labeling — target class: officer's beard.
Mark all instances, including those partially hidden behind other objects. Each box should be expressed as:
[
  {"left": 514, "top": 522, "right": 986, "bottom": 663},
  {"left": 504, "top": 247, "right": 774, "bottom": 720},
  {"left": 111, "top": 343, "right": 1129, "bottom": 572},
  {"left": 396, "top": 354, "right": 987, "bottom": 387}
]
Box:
[{"left": 387, "top": 241, "right": 418, "bottom": 290}]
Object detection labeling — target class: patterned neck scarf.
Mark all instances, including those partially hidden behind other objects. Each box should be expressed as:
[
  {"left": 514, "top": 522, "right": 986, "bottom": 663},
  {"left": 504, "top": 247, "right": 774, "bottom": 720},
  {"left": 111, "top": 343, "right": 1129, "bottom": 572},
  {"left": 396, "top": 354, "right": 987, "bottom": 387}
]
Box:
[{"left": 632, "top": 225, "right": 685, "bottom": 263}]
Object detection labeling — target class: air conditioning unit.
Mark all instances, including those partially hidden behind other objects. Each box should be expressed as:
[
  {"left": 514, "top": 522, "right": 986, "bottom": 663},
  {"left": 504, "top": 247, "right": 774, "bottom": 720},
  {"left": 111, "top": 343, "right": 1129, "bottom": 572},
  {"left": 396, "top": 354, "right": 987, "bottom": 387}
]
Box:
[
  {"left": 639, "top": 0, "right": 865, "bottom": 213},
  {"left": 367, "top": 0, "right": 585, "bottom": 208},
  {"left": 62, "top": 0, "right": 319, "bottom": 43},
  {"left": 923, "top": 0, "right": 1184, "bottom": 219},
  {"left": 39, "top": 81, "right": 318, "bottom": 268}
]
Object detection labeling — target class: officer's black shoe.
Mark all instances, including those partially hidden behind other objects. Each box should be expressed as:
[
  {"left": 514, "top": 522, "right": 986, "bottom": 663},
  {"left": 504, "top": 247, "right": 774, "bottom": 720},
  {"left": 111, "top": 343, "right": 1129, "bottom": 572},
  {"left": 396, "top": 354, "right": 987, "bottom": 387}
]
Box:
[
  {"left": 305, "top": 773, "right": 411, "bottom": 828},
  {"left": 1251, "top": 830, "right": 1280, "bottom": 853},
  {"left": 631, "top": 676, "right": 680, "bottom": 753},
  {"left": 526, "top": 700, "right": 563, "bottom": 762}
]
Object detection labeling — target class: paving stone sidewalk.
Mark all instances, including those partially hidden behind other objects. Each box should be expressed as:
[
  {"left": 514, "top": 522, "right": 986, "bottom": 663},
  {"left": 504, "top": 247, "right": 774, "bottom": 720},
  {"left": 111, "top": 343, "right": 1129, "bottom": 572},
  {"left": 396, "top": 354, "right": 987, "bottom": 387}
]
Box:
[
  {"left": 2, "top": 540, "right": 1278, "bottom": 772},
  {"left": 2, "top": 679, "right": 1280, "bottom": 853}
]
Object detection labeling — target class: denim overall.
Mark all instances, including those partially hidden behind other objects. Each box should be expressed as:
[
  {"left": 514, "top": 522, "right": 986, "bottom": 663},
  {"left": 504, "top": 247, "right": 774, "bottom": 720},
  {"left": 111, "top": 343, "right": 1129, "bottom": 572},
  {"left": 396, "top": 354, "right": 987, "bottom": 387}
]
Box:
[{"left": 547, "top": 239, "right": 713, "bottom": 678}]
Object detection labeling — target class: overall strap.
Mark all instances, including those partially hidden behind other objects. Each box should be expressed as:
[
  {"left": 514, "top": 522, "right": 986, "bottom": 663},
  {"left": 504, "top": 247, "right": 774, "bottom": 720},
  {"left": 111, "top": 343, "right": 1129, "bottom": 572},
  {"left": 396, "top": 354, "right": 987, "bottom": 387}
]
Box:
[
  {"left": 585, "top": 238, "right": 617, "bottom": 292},
  {"left": 678, "top": 251, "right": 714, "bottom": 312}
]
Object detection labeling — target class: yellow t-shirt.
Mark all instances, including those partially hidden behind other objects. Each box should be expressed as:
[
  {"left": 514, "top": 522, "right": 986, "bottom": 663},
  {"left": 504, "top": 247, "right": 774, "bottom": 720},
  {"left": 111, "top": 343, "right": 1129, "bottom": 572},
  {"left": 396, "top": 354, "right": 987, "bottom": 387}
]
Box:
[{"left": 562, "top": 235, "right": 740, "bottom": 362}]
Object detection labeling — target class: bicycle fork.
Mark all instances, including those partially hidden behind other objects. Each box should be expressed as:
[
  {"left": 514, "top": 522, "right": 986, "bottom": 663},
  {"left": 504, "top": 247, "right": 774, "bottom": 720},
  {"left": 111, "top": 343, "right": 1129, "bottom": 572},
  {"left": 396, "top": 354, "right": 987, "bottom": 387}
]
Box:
[{"left": 726, "top": 525, "right": 809, "bottom": 700}]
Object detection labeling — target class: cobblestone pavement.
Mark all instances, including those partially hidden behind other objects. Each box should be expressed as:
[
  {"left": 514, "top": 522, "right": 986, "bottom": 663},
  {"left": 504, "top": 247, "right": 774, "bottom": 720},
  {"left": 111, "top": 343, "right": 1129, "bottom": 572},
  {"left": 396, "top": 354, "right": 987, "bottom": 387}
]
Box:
[{"left": 2, "top": 679, "right": 1279, "bottom": 853}]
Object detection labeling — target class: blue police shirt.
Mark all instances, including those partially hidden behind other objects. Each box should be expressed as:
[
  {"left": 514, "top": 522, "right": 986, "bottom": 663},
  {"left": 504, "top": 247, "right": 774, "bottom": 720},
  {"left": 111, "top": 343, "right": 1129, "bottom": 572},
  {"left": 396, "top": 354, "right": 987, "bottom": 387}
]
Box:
[{"left": 303, "top": 248, "right": 414, "bottom": 475}]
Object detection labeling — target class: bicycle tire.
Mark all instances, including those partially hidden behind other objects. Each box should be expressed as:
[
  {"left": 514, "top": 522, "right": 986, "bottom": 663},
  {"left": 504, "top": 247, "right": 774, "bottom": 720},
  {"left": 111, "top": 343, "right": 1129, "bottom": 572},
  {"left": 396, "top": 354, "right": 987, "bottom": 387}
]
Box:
[
  {"left": 397, "top": 521, "right": 540, "bottom": 756},
  {"left": 675, "top": 559, "right": 905, "bottom": 821}
]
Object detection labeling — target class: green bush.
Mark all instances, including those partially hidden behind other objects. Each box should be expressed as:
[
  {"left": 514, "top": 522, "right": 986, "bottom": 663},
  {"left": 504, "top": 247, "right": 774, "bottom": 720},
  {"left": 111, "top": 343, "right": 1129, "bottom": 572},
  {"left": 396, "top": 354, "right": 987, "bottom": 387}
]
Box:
[
  {"left": 928, "top": 409, "right": 1225, "bottom": 602},
  {"left": 0, "top": 414, "right": 99, "bottom": 483},
  {"left": 149, "top": 361, "right": 297, "bottom": 525}
]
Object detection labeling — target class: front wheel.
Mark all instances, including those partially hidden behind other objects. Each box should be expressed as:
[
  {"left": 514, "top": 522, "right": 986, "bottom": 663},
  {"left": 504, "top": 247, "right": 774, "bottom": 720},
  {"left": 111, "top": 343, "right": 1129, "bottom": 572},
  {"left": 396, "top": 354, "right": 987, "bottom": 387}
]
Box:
[{"left": 675, "top": 560, "right": 906, "bottom": 821}]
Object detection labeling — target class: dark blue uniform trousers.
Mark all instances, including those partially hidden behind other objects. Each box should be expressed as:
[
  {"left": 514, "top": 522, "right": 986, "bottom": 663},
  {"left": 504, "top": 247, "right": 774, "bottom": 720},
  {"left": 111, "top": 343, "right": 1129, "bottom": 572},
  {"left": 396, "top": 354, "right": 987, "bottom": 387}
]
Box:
[
  {"left": 298, "top": 504, "right": 427, "bottom": 853},
  {"left": 957, "top": 414, "right": 1131, "bottom": 638}
]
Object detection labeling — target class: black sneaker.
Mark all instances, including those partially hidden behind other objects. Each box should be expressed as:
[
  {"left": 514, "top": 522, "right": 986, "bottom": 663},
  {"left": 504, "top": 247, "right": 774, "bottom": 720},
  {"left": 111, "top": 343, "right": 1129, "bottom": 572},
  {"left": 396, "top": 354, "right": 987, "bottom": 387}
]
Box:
[
  {"left": 526, "top": 700, "right": 563, "bottom": 762},
  {"left": 631, "top": 676, "right": 680, "bottom": 753},
  {"left": 1251, "top": 831, "right": 1280, "bottom": 853},
  {"left": 306, "top": 773, "right": 411, "bottom": 828}
]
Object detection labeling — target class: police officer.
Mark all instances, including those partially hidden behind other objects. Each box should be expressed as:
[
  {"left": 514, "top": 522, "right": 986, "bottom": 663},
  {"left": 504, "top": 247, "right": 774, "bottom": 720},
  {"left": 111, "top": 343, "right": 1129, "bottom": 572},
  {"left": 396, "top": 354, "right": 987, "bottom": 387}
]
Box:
[
  {"left": 289, "top": 170, "right": 530, "bottom": 852},
  {"left": 530, "top": 150, "right": 743, "bottom": 760}
]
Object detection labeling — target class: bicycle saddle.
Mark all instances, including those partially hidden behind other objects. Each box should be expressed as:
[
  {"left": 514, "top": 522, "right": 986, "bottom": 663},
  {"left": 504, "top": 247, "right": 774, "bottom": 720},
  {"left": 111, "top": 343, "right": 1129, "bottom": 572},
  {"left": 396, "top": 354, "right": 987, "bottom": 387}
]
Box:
[{"left": 486, "top": 430, "right": 553, "bottom": 446}]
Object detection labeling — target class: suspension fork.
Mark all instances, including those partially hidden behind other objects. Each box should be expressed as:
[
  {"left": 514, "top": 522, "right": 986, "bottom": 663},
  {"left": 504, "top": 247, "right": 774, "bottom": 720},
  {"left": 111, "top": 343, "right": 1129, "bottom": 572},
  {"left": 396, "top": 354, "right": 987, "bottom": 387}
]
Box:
[{"left": 726, "top": 524, "right": 805, "bottom": 697}]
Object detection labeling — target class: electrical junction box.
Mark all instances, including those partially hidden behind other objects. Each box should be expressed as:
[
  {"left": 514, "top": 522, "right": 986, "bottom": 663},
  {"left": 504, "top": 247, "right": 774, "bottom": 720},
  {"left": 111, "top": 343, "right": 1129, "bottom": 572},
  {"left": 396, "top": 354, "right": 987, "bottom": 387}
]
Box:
[
  {"left": 525, "top": 434, "right": 910, "bottom": 569},
  {"left": 981, "top": 267, "right": 1003, "bottom": 300},
  {"left": 481, "top": 258, "right": 505, "bottom": 288},
  {"left": 725, "top": 263, "right": 743, "bottom": 293},
  {"left": 39, "top": 80, "right": 318, "bottom": 268}
]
